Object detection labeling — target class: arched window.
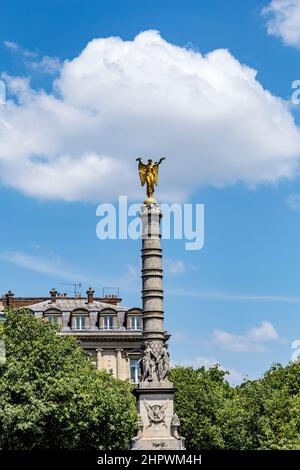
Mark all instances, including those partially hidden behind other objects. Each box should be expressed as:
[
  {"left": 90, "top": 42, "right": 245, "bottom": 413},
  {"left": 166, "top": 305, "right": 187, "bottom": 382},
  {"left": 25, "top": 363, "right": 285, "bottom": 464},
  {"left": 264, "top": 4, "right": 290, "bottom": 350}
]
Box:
[
  {"left": 44, "top": 309, "right": 62, "bottom": 327},
  {"left": 71, "top": 310, "right": 89, "bottom": 330},
  {"left": 126, "top": 309, "right": 143, "bottom": 330},
  {"left": 99, "top": 309, "right": 118, "bottom": 330}
]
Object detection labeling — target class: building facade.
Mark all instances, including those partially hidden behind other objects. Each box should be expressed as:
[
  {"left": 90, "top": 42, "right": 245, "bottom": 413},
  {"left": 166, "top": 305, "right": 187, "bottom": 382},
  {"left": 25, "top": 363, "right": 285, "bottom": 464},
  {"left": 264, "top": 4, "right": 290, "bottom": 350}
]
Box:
[{"left": 1, "top": 288, "right": 143, "bottom": 383}]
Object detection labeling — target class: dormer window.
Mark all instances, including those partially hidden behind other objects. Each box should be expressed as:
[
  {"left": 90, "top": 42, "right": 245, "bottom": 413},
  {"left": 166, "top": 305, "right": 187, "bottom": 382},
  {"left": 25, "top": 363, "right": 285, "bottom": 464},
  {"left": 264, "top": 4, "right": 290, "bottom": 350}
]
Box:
[
  {"left": 44, "top": 310, "right": 62, "bottom": 328},
  {"left": 74, "top": 315, "right": 86, "bottom": 330},
  {"left": 131, "top": 316, "right": 142, "bottom": 330},
  {"left": 103, "top": 315, "right": 114, "bottom": 330},
  {"left": 126, "top": 310, "right": 142, "bottom": 330},
  {"left": 48, "top": 315, "right": 58, "bottom": 324},
  {"left": 99, "top": 309, "right": 117, "bottom": 330},
  {"left": 71, "top": 311, "right": 89, "bottom": 330}
]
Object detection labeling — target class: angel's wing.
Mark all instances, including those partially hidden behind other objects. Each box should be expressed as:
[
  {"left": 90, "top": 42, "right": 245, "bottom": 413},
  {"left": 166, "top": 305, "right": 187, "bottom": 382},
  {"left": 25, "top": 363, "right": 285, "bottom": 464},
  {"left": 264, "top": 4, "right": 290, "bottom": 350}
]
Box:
[
  {"left": 153, "top": 164, "right": 159, "bottom": 186},
  {"left": 153, "top": 157, "right": 165, "bottom": 185},
  {"left": 138, "top": 161, "right": 147, "bottom": 187}
]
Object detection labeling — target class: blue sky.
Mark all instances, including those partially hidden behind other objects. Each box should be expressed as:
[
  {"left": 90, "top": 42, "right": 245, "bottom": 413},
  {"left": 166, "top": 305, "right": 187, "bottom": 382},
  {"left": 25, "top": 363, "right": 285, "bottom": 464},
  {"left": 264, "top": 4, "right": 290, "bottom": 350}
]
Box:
[{"left": 1, "top": 0, "right": 300, "bottom": 384}]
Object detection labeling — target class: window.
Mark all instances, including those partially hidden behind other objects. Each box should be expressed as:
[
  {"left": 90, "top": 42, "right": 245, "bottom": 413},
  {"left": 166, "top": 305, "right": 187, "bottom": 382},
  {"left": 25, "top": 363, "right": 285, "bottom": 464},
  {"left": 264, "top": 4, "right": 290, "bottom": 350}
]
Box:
[
  {"left": 130, "top": 316, "right": 142, "bottom": 330},
  {"left": 46, "top": 315, "right": 61, "bottom": 329},
  {"left": 103, "top": 316, "right": 114, "bottom": 330},
  {"left": 130, "top": 358, "right": 139, "bottom": 383},
  {"left": 47, "top": 315, "right": 58, "bottom": 324},
  {"left": 74, "top": 315, "right": 86, "bottom": 330}
]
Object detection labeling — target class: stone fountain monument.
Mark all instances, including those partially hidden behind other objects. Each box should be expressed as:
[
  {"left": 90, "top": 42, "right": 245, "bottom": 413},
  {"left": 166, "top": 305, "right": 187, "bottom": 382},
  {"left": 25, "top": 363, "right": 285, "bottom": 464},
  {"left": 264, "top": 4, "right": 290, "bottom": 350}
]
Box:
[{"left": 131, "top": 157, "right": 185, "bottom": 450}]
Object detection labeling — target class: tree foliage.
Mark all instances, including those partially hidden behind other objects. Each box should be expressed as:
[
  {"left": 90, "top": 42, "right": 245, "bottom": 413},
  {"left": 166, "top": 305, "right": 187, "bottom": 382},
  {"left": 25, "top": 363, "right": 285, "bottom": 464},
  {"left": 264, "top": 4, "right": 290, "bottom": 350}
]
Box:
[
  {"left": 171, "top": 362, "right": 300, "bottom": 450},
  {"left": 0, "top": 309, "right": 137, "bottom": 450},
  {"left": 170, "top": 365, "right": 233, "bottom": 449}
]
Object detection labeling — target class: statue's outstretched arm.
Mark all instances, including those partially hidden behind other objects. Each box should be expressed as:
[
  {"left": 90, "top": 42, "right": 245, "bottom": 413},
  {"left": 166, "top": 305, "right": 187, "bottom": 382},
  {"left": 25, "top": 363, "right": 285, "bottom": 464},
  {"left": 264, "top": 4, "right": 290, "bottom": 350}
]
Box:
[{"left": 155, "top": 157, "right": 166, "bottom": 166}]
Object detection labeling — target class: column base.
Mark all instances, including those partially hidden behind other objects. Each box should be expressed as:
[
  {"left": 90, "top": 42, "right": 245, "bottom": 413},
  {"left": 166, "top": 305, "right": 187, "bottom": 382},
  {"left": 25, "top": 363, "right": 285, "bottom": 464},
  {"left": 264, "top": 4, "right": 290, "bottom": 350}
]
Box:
[{"left": 130, "top": 381, "right": 185, "bottom": 451}]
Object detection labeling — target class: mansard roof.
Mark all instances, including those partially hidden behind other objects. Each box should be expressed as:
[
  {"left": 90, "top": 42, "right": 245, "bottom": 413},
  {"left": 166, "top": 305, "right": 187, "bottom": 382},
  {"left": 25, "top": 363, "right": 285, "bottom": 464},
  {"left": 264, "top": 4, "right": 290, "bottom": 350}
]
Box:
[{"left": 27, "top": 298, "right": 134, "bottom": 313}]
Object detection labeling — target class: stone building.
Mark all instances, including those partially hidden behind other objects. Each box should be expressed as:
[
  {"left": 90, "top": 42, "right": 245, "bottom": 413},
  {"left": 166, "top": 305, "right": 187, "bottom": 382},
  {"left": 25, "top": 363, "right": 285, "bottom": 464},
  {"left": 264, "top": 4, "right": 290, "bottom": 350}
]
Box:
[{"left": 1, "top": 288, "right": 143, "bottom": 383}]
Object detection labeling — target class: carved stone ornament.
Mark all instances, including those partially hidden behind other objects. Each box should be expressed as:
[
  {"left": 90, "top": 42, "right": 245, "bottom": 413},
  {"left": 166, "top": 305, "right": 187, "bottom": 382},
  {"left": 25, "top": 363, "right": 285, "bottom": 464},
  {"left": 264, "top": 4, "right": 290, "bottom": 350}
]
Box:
[{"left": 144, "top": 400, "right": 169, "bottom": 429}]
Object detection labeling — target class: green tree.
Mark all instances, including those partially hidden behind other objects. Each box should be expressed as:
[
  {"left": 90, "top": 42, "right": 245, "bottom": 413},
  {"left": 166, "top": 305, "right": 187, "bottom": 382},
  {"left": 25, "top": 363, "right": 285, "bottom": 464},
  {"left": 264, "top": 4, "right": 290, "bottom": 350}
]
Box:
[
  {"left": 171, "top": 365, "right": 233, "bottom": 450},
  {"left": 0, "top": 309, "right": 137, "bottom": 450},
  {"left": 224, "top": 364, "right": 300, "bottom": 450},
  {"left": 171, "top": 362, "right": 300, "bottom": 450}
]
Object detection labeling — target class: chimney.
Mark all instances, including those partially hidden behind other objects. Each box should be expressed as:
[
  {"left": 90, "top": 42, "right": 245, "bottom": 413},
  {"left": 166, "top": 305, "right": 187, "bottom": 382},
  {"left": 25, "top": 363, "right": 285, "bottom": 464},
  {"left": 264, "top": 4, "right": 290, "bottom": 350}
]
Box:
[
  {"left": 5, "top": 290, "right": 15, "bottom": 308},
  {"left": 86, "top": 287, "right": 94, "bottom": 305},
  {"left": 50, "top": 288, "right": 57, "bottom": 304}
]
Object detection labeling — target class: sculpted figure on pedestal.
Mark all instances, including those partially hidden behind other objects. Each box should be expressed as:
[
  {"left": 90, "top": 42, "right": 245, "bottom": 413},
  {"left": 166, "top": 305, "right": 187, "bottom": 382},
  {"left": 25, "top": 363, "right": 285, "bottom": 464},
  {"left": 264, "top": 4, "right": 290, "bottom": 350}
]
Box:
[
  {"left": 157, "top": 343, "right": 170, "bottom": 382},
  {"left": 139, "top": 342, "right": 158, "bottom": 382},
  {"left": 140, "top": 341, "right": 171, "bottom": 382}
]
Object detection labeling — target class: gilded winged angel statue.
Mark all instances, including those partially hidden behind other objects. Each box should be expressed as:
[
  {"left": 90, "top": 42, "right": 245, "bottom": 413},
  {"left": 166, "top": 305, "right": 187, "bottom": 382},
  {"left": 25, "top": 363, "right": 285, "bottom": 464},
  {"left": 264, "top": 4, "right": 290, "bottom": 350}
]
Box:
[{"left": 136, "top": 157, "right": 166, "bottom": 204}]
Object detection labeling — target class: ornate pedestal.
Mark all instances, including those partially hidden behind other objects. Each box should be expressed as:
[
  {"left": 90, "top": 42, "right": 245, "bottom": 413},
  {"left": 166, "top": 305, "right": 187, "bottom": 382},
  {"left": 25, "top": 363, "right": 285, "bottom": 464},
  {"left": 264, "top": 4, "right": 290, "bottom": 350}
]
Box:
[{"left": 131, "top": 382, "right": 185, "bottom": 450}]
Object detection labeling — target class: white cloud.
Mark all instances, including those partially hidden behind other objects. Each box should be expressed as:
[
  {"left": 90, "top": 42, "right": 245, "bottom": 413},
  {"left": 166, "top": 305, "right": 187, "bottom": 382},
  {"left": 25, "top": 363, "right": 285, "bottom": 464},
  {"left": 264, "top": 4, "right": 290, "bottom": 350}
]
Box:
[
  {"left": 4, "top": 40, "right": 19, "bottom": 51},
  {"left": 3, "top": 40, "right": 60, "bottom": 74},
  {"left": 247, "top": 321, "right": 279, "bottom": 342},
  {"left": 286, "top": 193, "right": 300, "bottom": 210},
  {"left": 165, "top": 258, "right": 186, "bottom": 275},
  {"left": 0, "top": 250, "right": 139, "bottom": 294},
  {"left": 0, "top": 251, "right": 76, "bottom": 280},
  {"left": 213, "top": 321, "right": 280, "bottom": 352},
  {"left": 263, "top": 0, "right": 300, "bottom": 48},
  {"left": 26, "top": 55, "right": 61, "bottom": 74},
  {"left": 172, "top": 355, "right": 245, "bottom": 385},
  {"left": 1, "top": 30, "right": 300, "bottom": 202}
]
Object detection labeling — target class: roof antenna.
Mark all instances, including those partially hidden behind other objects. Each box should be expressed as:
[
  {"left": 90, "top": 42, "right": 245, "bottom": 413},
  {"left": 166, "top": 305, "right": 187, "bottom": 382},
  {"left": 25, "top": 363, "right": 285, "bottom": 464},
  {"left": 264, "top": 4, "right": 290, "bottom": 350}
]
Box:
[{"left": 61, "top": 282, "right": 82, "bottom": 296}]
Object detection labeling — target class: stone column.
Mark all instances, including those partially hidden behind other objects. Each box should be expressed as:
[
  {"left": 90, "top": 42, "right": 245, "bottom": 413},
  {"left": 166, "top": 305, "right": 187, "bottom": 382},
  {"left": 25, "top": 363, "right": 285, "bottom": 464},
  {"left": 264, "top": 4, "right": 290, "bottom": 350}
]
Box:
[
  {"left": 131, "top": 203, "right": 185, "bottom": 450},
  {"left": 116, "top": 348, "right": 123, "bottom": 379},
  {"left": 141, "top": 203, "right": 165, "bottom": 367},
  {"left": 125, "top": 353, "right": 130, "bottom": 380},
  {"left": 96, "top": 348, "right": 103, "bottom": 370}
]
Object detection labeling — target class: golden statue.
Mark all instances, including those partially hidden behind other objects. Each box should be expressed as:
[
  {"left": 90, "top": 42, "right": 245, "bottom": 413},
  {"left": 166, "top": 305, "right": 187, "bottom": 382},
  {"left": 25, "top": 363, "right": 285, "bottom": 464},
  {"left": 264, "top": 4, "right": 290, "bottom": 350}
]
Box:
[{"left": 136, "top": 157, "right": 166, "bottom": 204}]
